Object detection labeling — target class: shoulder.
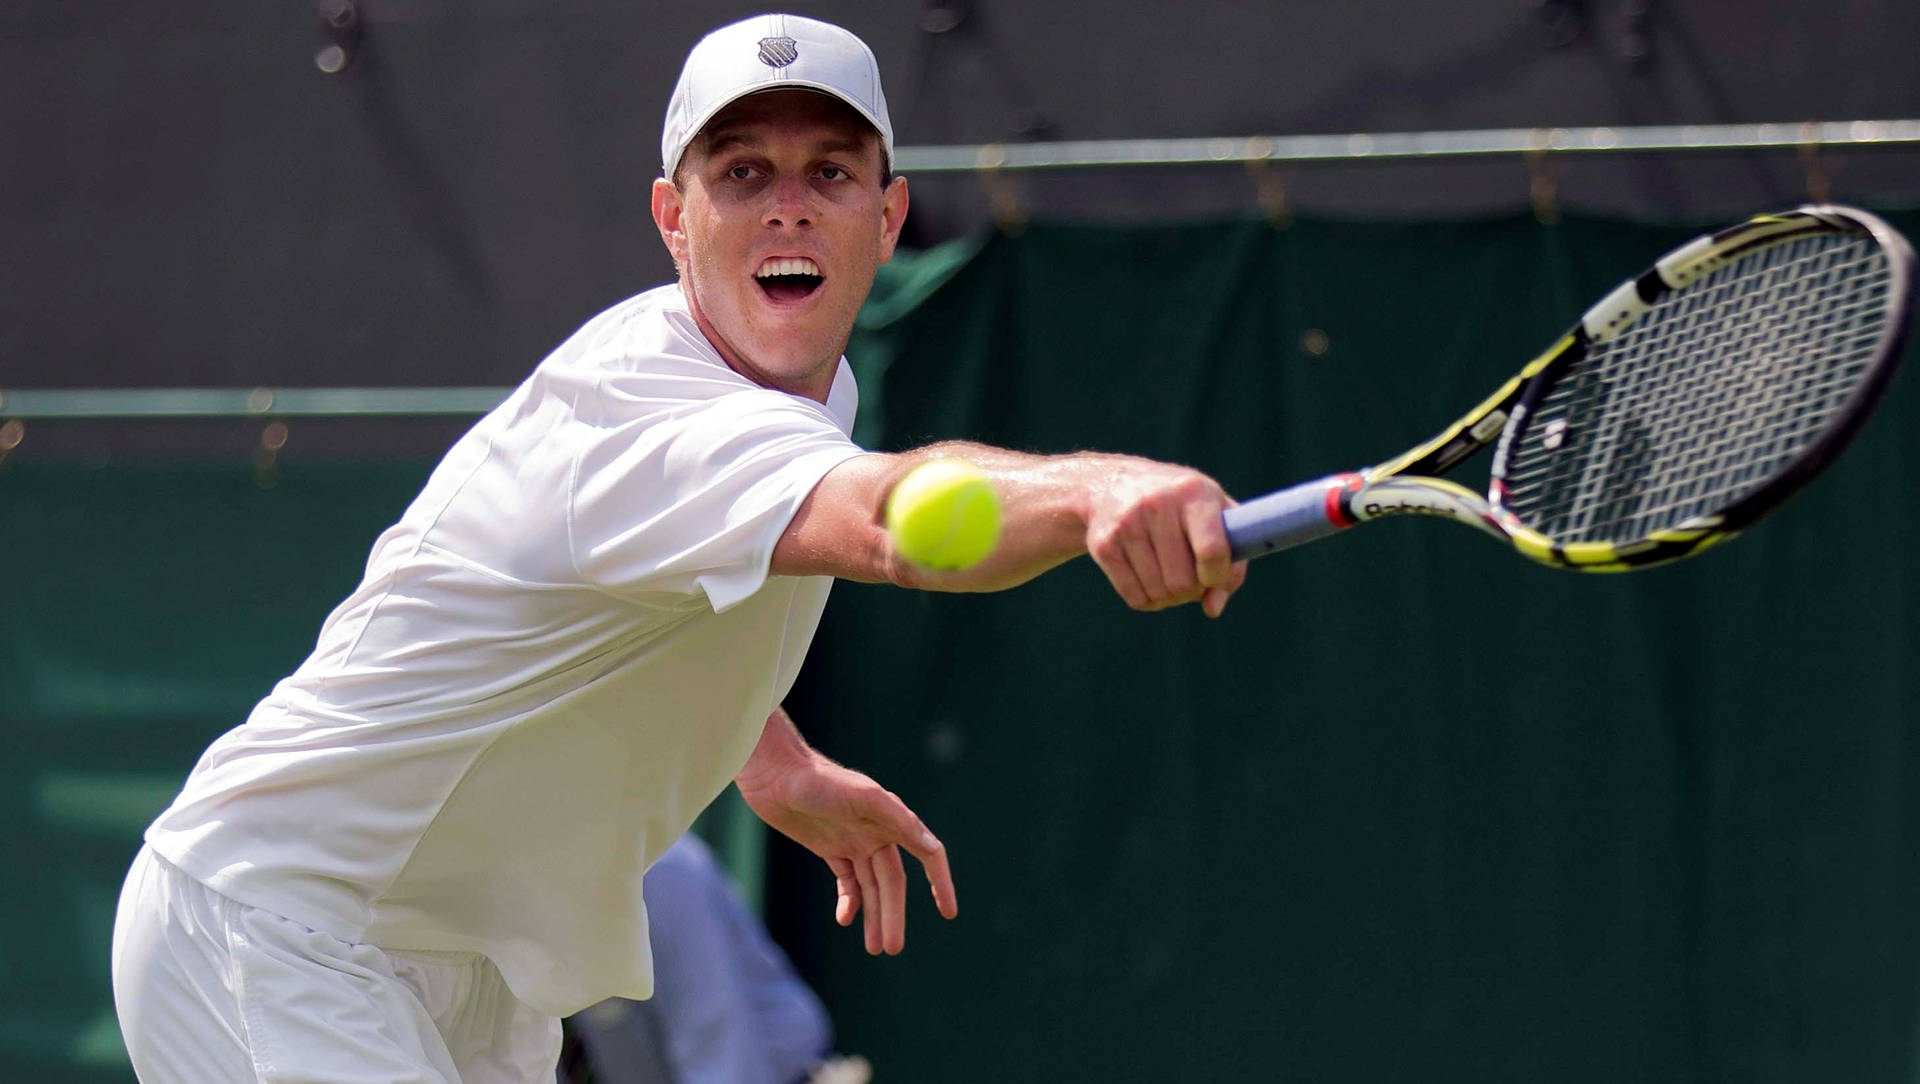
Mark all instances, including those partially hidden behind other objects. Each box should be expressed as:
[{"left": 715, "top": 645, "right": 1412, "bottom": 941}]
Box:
[
  {"left": 522, "top": 285, "right": 748, "bottom": 420},
  {"left": 551, "top": 284, "right": 721, "bottom": 378},
  {"left": 513, "top": 287, "right": 857, "bottom": 452}
]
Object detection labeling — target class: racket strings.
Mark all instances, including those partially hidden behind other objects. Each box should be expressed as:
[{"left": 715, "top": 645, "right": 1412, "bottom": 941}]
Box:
[{"left": 1500, "top": 231, "right": 1891, "bottom": 543}]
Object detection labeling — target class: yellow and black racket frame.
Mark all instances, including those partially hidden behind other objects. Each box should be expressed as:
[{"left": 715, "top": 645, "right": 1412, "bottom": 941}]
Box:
[{"left": 1225, "top": 205, "right": 1915, "bottom": 571}]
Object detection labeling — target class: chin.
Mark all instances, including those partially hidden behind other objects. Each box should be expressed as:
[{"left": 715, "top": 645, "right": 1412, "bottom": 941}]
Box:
[
  {"left": 749, "top": 314, "right": 850, "bottom": 367},
  {"left": 753, "top": 345, "right": 839, "bottom": 383}
]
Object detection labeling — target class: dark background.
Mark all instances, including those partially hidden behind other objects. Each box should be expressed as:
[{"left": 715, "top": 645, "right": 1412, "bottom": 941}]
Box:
[
  {"left": 11, "top": 216, "right": 1918, "bottom": 1082},
  {"left": 6, "top": 1, "right": 1920, "bottom": 394}
]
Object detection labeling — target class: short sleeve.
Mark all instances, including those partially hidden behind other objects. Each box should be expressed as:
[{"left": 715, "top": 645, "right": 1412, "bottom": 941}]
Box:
[{"left": 568, "top": 379, "right": 864, "bottom": 611}]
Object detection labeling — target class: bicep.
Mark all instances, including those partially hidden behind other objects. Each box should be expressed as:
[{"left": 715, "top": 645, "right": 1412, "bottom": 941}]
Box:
[
  {"left": 769, "top": 452, "right": 906, "bottom": 583},
  {"left": 569, "top": 387, "right": 868, "bottom": 605}
]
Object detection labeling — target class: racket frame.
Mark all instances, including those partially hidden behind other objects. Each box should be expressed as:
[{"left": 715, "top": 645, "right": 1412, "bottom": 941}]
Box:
[{"left": 1224, "top": 204, "right": 1916, "bottom": 571}]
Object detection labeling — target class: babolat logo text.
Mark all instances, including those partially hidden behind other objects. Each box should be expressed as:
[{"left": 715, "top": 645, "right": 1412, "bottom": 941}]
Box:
[{"left": 1362, "top": 498, "right": 1465, "bottom": 519}]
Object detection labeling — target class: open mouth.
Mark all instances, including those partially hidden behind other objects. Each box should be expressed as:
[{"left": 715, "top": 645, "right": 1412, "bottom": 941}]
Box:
[{"left": 755, "top": 256, "right": 824, "bottom": 303}]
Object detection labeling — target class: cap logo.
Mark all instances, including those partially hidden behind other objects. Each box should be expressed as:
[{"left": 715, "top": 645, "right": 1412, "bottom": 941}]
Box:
[{"left": 756, "top": 36, "right": 798, "bottom": 68}]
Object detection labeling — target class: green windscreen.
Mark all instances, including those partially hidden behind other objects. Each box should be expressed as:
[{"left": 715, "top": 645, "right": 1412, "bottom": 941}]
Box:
[{"left": 5, "top": 209, "right": 1917, "bottom": 1082}]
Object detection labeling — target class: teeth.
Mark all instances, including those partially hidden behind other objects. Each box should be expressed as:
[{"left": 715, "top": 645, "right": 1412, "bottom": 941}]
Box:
[{"left": 756, "top": 257, "right": 820, "bottom": 278}]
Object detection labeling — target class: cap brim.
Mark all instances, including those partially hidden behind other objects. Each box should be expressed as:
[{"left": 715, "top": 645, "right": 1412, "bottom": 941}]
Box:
[{"left": 669, "top": 83, "right": 893, "bottom": 177}]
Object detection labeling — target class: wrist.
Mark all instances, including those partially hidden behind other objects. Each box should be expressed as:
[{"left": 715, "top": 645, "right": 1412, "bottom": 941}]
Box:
[
  {"left": 1031, "top": 452, "right": 1132, "bottom": 538},
  {"left": 735, "top": 707, "right": 819, "bottom": 795}
]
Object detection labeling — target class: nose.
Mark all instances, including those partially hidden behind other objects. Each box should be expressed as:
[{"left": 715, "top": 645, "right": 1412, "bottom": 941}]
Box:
[{"left": 762, "top": 175, "right": 813, "bottom": 230}]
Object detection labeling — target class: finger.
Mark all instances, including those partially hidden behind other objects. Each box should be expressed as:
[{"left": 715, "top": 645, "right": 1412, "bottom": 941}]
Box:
[
  {"left": 1088, "top": 534, "right": 1150, "bottom": 609},
  {"left": 1119, "top": 531, "right": 1170, "bottom": 608},
  {"left": 829, "top": 857, "right": 860, "bottom": 927},
  {"left": 1147, "top": 501, "right": 1200, "bottom": 601},
  {"left": 873, "top": 844, "right": 909, "bottom": 955},
  {"left": 903, "top": 829, "right": 959, "bottom": 919},
  {"left": 852, "top": 857, "right": 883, "bottom": 955},
  {"left": 864, "top": 791, "right": 960, "bottom": 921},
  {"left": 1183, "top": 496, "right": 1233, "bottom": 590},
  {"left": 1202, "top": 585, "right": 1228, "bottom": 618},
  {"left": 1202, "top": 559, "right": 1250, "bottom": 618}
]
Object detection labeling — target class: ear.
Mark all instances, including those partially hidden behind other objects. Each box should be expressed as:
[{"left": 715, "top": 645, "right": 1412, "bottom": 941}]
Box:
[
  {"left": 651, "top": 177, "right": 689, "bottom": 266},
  {"left": 876, "top": 174, "right": 910, "bottom": 264}
]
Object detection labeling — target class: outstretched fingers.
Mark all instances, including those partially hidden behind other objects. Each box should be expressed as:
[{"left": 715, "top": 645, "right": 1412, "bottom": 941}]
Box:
[
  {"left": 851, "top": 855, "right": 882, "bottom": 954},
  {"left": 870, "top": 844, "right": 908, "bottom": 954},
  {"left": 904, "top": 827, "right": 959, "bottom": 920},
  {"left": 829, "top": 857, "right": 861, "bottom": 927},
  {"left": 826, "top": 801, "right": 959, "bottom": 955},
  {"left": 844, "top": 837, "right": 958, "bottom": 955}
]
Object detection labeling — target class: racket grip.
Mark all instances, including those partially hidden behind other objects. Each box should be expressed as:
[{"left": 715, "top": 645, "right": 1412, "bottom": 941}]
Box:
[{"left": 1223, "top": 474, "right": 1353, "bottom": 560}]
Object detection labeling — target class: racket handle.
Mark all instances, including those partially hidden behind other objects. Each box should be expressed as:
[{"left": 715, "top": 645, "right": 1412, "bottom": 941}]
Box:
[{"left": 1223, "top": 474, "right": 1355, "bottom": 560}]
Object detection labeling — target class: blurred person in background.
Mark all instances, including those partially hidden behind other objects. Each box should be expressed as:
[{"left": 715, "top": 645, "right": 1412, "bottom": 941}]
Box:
[{"left": 564, "top": 834, "right": 870, "bottom": 1084}]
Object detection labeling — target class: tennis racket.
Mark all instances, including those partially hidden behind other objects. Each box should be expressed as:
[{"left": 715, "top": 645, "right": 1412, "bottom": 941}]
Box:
[{"left": 1223, "top": 204, "right": 1915, "bottom": 571}]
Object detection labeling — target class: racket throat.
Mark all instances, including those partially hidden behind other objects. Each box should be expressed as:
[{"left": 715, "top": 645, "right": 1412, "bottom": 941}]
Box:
[{"left": 1347, "top": 476, "right": 1506, "bottom": 541}]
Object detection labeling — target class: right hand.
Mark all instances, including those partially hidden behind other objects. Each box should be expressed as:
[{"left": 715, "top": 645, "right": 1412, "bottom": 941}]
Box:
[{"left": 1082, "top": 457, "right": 1248, "bottom": 617}]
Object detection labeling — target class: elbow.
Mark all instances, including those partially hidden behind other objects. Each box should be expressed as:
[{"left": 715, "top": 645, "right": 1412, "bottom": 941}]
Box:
[
  {"left": 881, "top": 549, "right": 1046, "bottom": 595},
  {"left": 879, "top": 539, "right": 928, "bottom": 590},
  {"left": 873, "top": 535, "right": 973, "bottom": 593}
]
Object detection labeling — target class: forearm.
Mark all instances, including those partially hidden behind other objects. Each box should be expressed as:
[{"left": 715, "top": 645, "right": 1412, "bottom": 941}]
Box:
[
  {"left": 772, "top": 439, "right": 1243, "bottom": 613},
  {"left": 774, "top": 444, "right": 1118, "bottom": 590},
  {"left": 881, "top": 442, "right": 1130, "bottom": 593}
]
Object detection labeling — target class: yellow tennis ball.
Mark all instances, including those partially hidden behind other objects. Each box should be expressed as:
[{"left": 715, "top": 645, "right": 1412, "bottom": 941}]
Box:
[{"left": 885, "top": 458, "right": 1002, "bottom": 571}]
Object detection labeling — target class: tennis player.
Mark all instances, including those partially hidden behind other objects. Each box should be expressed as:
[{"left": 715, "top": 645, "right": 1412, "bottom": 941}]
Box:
[{"left": 112, "top": 13, "right": 1247, "bottom": 1082}]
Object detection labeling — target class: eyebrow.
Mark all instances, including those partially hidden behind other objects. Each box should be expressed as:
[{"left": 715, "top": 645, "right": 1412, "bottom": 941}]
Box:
[
  {"left": 701, "top": 130, "right": 871, "bottom": 160},
  {"left": 702, "top": 131, "right": 755, "bottom": 154}
]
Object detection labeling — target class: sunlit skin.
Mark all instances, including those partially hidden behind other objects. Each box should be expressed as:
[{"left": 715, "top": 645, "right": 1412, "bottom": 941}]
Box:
[{"left": 652, "top": 90, "right": 909, "bottom": 403}]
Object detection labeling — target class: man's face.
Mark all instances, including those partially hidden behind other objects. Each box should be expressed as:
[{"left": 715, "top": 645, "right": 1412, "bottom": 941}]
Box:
[{"left": 652, "top": 90, "right": 908, "bottom": 402}]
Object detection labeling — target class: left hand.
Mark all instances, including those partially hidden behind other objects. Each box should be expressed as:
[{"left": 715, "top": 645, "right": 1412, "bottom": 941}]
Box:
[{"left": 737, "top": 747, "right": 959, "bottom": 955}]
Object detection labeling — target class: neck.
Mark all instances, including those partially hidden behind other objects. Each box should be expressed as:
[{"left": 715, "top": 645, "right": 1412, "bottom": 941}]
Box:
[{"left": 677, "top": 280, "right": 836, "bottom": 404}]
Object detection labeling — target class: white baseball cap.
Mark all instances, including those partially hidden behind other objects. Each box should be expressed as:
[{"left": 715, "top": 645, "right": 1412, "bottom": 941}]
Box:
[{"left": 661, "top": 13, "right": 894, "bottom": 179}]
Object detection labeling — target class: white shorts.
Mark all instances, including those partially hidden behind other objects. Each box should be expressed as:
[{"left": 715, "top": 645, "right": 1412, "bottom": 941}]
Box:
[{"left": 111, "top": 844, "right": 562, "bottom": 1084}]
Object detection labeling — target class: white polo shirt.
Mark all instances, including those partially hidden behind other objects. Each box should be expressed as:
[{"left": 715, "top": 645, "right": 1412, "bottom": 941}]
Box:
[{"left": 145, "top": 283, "right": 866, "bottom": 1017}]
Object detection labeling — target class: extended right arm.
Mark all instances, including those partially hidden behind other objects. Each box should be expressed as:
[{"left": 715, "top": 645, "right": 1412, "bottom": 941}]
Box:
[{"left": 770, "top": 442, "right": 1247, "bottom": 617}]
